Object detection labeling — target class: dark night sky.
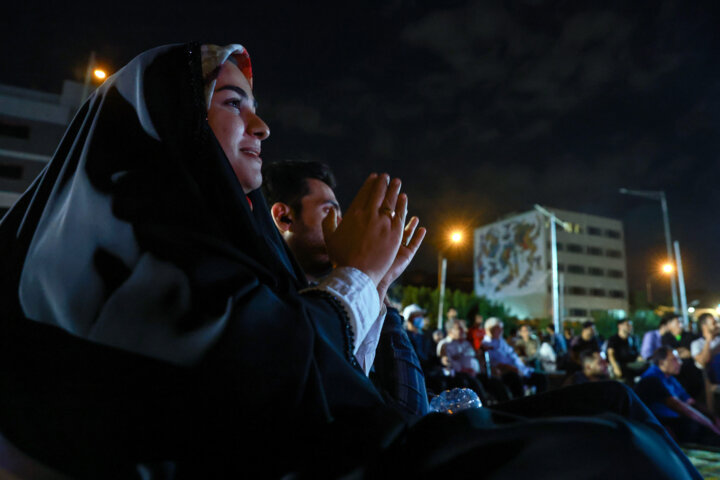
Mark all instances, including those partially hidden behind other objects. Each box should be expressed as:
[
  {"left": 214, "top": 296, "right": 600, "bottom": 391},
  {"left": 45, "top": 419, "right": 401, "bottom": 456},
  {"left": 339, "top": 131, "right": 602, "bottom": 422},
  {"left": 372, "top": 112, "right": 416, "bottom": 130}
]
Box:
[{"left": 3, "top": 0, "right": 719, "bottom": 300}]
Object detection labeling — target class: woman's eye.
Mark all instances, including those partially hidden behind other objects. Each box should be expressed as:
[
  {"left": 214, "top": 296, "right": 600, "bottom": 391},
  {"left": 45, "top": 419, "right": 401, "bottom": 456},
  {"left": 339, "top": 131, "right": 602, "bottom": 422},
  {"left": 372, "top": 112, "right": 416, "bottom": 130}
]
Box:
[{"left": 226, "top": 99, "right": 243, "bottom": 110}]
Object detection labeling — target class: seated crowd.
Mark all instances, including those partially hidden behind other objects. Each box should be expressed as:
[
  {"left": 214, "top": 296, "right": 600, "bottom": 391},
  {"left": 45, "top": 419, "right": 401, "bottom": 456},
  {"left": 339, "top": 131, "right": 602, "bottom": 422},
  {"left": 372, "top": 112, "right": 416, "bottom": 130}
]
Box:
[{"left": 262, "top": 158, "right": 720, "bottom": 452}]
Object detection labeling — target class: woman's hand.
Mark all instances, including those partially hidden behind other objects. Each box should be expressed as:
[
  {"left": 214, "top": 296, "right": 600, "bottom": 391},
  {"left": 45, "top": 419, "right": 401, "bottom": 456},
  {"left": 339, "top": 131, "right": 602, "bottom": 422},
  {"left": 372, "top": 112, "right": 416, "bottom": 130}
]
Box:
[{"left": 322, "top": 173, "right": 407, "bottom": 286}]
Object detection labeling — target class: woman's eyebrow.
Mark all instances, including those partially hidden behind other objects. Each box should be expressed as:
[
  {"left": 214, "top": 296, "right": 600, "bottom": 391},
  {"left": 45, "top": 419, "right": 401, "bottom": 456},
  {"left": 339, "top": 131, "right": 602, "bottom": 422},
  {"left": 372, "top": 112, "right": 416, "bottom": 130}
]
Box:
[{"left": 215, "top": 85, "right": 258, "bottom": 108}]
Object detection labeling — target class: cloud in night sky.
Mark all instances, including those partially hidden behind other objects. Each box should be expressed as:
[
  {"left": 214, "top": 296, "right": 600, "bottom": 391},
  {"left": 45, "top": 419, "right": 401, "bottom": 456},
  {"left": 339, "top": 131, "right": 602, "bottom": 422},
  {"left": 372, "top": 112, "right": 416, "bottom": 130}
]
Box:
[{"left": 2, "top": 0, "right": 719, "bottom": 295}]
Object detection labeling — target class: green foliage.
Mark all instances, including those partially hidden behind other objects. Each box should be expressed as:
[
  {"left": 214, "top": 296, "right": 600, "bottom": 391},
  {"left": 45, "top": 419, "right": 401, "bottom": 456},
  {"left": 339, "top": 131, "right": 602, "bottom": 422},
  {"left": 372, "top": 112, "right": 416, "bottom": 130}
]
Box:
[
  {"left": 631, "top": 309, "right": 661, "bottom": 337},
  {"left": 590, "top": 310, "right": 617, "bottom": 339}
]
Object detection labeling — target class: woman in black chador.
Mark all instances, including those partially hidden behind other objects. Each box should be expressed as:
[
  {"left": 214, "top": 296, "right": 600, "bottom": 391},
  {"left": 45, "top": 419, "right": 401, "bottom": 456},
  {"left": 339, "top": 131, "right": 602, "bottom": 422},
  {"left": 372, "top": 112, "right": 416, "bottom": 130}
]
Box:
[{"left": 0, "top": 43, "right": 702, "bottom": 479}]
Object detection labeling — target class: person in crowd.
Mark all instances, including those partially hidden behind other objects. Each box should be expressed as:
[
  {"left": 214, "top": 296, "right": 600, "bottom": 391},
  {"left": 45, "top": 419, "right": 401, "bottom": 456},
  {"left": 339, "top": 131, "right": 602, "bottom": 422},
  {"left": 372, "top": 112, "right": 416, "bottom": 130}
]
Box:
[
  {"left": 636, "top": 346, "right": 720, "bottom": 446},
  {"left": 641, "top": 314, "right": 672, "bottom": 361},
  {"left": 402, "top": 304, "right": 435, "bottom": 369},
  {"left": 607, "top": 319, "right": 645, "bottom": 382},
  {"left": 571, "top": 321, "right": 601, "bottom": 357},
  {"left": 546, "top": 324, "right": 567, "bottom": 356},
  {"left": 563, "top": 351, "right": 610, "bottom": 386},
  {"left": 566, "top": 320, "right": 601, "bottom": 377},
  {"left": 483, "top": 318, "right": 548, "bottom": 397},
  {"left": 563, "top": 325, "right": 575, "bottom": 345},
  {"left": 537, "top": 334, "right": 558, "bottom": 372},
  {"left": 662, "top": 313, "right": 696, "bottom": 359},
  {"left": 466, "top": 306, "right": 485, "bottom": 352},
  {"left": 663, "top": 313, "right": 704, "bottom": 400},
  {"left": 514, "top": 324, "right": 541, "bottom": 368},
  {"left": 446, "top": 307, "right": 459, "bottom": 324},
  {"left": 261, "top": 159, "right": 340, "bottom": 282},
  {"left": 691, "top": 313, "right": 720, "bottom": 386},
  {"left": 262, "top": 159, "right": 429, "bottom": 417},
  {"left": 0, "top": 42, "right": 703, "bottom": 480}
]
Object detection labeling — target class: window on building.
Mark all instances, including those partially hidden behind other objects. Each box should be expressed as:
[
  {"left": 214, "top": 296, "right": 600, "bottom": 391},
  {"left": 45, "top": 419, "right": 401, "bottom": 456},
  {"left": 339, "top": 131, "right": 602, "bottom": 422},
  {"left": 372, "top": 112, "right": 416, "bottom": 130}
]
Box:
[
  {"left": 607, "top": 269, "right": 624, "bottom": 278},
  {"left": 569, "top": 308, "right": 588, "bottom": 317},
  {"left": 587, "top": 246, "right": 603, "bottom": 256},
  {"left": 566, "top": 243, "right": 583, "bottom": 253},
  {"left": 590, "top": 288, "right": 606, "bottom": 297},
  {"left": 588, "top": 267, "right": 604, "bottom": 276},
  {"left": 568, "top": 286, "right": 587, "bottom": 295},
  {"left": 605, "top": 229, "right": 621, "bottom": 239},
  {"left": 609, "top": 290, "right": 625, "bottom": 299},
  {"left": 587, "top": 226, "right": 602, "bottom": 236},
  {"left": 0, "top": 164, "right": 23, "bottom": 179},
  {"left": 567, "top": 265, "right": 585, "bottom": 274},
  {"left": 0, "top": 121, "right": 30, "bottom": 139},
  {"left": 569, "top": 223, "right": 583, "bottom": 234},
  {"left": 606, "top": 249, "right": 622, "bottom": 258}
]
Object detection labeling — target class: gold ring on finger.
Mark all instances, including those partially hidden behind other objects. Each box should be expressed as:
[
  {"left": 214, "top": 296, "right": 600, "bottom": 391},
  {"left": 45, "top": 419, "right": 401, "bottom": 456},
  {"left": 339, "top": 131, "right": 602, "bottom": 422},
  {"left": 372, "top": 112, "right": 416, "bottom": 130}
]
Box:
[{"left": 380, "top": 207, "right": 395, "bottom": 219}]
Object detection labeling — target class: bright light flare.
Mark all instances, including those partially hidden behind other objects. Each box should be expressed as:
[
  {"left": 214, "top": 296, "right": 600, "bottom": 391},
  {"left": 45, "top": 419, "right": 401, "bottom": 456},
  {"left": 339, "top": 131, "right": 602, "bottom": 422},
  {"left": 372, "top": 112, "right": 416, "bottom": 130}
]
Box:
[
  {"left": 661, "top": 263, "right": 674, "bottom": 274},
  {"left": 93, "top": 69, "right": 107, "bottom": 80},
  {"left": 450, "top": 231, "right": 463, "bottom": 243}
]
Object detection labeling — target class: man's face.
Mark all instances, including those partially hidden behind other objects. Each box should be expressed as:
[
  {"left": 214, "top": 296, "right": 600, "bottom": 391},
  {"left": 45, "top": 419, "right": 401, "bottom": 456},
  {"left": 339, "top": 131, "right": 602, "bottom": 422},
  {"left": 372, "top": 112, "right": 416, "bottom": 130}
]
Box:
[
  {"left": 668, "top": 318, "right": 682, "bottom": 336},
  {"left": 449, "top": 323, "right": 465, "bottom": 341},
  {"left": 490, "top": 324, "right": 503, "bottom": 339},
  {"left": 586, "top": 352, "right": 608, "bottom": 377},
  {"left": 660, "top": 350, "right": 682, "bottom": 375},
  {"left": 582, "top": 325, "right": 596, "bottom": 339},
  {"left": 285, "top": 178, "right": 340, "bottom": 277},
  {"left": 703, "top": 317, "right": 720, "bottom": 337},
  {"left": 618, "top": 320, "right": 632, "bottom": 336},
  {"left": 207, "top": 62, "right": 270, "bottom": 193}
]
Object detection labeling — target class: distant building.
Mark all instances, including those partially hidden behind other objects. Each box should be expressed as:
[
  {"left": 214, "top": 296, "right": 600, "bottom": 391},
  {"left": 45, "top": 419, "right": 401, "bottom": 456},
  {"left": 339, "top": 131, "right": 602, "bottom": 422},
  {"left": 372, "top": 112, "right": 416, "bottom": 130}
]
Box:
[
  {"left": 474, "top": 208, "right": 629, "bottom": 321},
  {"left": 0, "top": 80, "right": 83, "bottom": 216}
]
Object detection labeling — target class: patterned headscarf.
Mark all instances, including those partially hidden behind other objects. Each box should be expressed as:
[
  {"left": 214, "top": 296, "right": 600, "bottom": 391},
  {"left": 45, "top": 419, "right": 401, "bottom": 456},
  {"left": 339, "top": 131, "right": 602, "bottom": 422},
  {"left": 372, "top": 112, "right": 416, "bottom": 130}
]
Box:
[{"left": 201, "top": 43, "right": 253, "bottom": 108}]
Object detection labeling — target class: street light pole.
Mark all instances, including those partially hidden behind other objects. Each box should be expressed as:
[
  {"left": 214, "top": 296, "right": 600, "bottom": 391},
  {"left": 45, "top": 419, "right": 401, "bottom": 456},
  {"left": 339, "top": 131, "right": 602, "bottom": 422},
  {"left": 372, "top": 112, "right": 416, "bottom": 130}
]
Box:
[
  {"left": 437, "top": 230, "right": 463, "bottom": 331},
  {"left": 534, "top": 204, "right": 571, "bottom": 334},
  {"left": 619, "top": 188, "right": 679, "bottom": 313},
  {"left": 438, "top": 253, "right": 448, "bottom": 331},
  {"left": 674, "top": 241, "right": 689, "bottom": 328}
]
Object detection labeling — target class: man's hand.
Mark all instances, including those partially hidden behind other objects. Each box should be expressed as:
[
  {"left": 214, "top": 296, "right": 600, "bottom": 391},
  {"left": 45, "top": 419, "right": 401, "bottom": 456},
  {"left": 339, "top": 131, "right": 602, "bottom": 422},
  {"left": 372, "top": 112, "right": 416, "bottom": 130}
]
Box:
[
  {"left": 322, "top": 174, "right": 407, "bottom": 286},
  {"left": 377, "top": 216, "right": 426, "bottom": 301}
]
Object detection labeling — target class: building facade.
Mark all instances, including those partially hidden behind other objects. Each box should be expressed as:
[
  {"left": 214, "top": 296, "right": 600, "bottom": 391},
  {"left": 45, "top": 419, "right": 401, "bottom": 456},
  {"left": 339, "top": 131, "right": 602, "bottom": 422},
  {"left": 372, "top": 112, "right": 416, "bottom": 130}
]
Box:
[
  {"left": 0, "top": 80, "right": 83, "bottom": 216},
  {"left": 474, "top": 207, "right": 629, "bottom": 321}
]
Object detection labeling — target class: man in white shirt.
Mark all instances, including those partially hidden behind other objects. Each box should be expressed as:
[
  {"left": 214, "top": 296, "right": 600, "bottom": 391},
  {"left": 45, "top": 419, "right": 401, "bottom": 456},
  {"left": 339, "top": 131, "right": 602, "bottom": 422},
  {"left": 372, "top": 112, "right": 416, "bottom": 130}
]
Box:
[{"left": 691, "top": 313, "right": 720, "bottom": 385}]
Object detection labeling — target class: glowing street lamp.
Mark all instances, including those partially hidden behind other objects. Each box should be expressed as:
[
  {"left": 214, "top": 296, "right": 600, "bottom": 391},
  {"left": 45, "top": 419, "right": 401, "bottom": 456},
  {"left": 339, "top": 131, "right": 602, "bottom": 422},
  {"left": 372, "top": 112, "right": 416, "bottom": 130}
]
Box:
[
  {"left": 93, "top": 69, "right": 107, "bottom": 80},
  {"left": 662, "top": 263, "right": 674, "bottom": 274},
  {"left": 438, "top": 228, "right": 465, "bottom": 330}
]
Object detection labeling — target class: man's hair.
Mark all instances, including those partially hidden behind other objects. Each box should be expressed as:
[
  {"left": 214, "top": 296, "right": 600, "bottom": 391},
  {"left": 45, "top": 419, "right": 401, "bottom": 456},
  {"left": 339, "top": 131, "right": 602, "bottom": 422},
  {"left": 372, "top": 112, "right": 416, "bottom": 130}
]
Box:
[
  {"left": 658, "top": 316, "right": 672, "bottom": 329},
  {"left": 698, "top": 313, "right": 716, "bottom": 329},
  {"left": 652, "top": 346, "right": 672, "bottom": 365},
  {"left": 580, "top": 350, "right": 598, "bottom": 367},
  {"left": 581, "top": 320, "right": 595, "bottom": 330},
  {"left": 262, "top": 160, "right": 336, "bottom": 214},
  {"left": 546, "top": 324, "right": 556, "bottom": 333},
  {"left": 616, "top": 318, "right": 630, "bottom": 327}
]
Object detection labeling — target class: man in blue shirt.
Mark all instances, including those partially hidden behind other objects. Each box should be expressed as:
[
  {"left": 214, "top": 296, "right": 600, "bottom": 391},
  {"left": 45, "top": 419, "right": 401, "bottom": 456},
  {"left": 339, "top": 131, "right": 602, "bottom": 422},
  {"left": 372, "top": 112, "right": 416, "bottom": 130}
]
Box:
[
  {"left": 641, "top": 314, "right": 672, "bottom": 360},
  {"left": 636, "top": 346, "right": 720, "bottom": 446}
]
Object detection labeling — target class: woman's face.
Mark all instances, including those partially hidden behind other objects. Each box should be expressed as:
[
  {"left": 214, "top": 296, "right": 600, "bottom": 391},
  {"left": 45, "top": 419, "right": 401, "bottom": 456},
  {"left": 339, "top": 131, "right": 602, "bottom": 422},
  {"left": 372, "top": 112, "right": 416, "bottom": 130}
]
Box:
[{"left": 207, "top": 61, "right": 270, "bottom": 193}]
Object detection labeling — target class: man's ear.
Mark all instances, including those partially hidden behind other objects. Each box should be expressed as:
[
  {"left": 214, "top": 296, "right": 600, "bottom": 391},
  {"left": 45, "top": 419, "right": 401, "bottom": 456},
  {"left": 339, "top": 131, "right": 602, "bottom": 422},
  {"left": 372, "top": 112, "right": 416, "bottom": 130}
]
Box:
[{"left": 271, "top": 203, "right": 294, "bottom": 233}]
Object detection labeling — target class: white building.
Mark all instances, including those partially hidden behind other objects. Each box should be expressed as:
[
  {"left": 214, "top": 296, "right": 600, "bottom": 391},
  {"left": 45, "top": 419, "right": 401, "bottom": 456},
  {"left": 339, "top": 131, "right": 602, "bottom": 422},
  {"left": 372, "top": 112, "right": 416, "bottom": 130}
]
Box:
[
  {"left": 0, "top": 80, "right": 83, "bottom": 216},
  {"left": 474, "top": 208, "right": 629, "bottom": 321}
]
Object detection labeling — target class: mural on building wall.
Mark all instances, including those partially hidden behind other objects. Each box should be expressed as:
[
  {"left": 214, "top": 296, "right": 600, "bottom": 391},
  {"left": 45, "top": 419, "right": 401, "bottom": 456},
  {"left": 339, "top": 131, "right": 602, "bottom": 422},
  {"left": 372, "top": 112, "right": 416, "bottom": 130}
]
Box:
[{"left": 474, "top": 212, "right": 546, "bottom": 299}]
